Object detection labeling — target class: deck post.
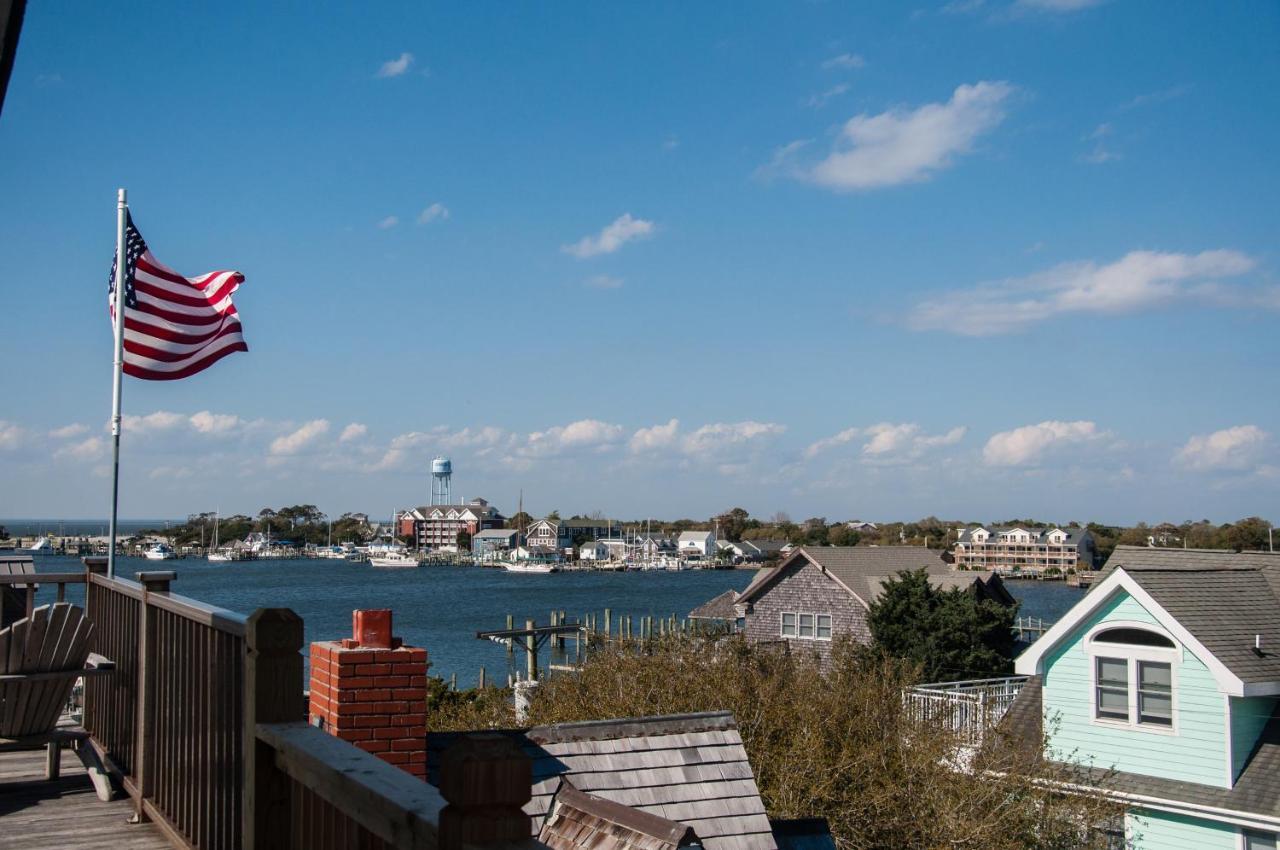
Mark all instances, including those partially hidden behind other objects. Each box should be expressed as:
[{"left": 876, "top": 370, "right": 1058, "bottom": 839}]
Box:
[
  {"left": 525, "top": 618, "right": 537, "bottom": 682},
  {"left": 244, "top": 608, "right": 304, "bottom": 850},
  {"left": 130, "top": 570, "right": 175, "bottom": 822},
  {"left": 438, "top": 733, "right": 533, "bottom": 848},
  {"left": 505, "top": 614, "right": 513, "bottom": 656},
  {"left": 604, "top": 608, "right": 611, "bottom": 639}
]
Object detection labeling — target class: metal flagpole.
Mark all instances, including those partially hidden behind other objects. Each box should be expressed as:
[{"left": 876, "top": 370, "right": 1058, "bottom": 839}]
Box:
[{"left": 107, "top": 188, "right": 128, "bottom": 579}]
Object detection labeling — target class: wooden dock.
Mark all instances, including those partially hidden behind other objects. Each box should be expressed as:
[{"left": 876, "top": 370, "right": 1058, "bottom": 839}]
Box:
[{"left": 0, "top": 746, "right": 168, "bottom": 849}]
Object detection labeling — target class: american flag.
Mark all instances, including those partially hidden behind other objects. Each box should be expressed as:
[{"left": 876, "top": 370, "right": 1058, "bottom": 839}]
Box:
[{"left": 108, "top": 213, "right": 248, "bottom": 380}]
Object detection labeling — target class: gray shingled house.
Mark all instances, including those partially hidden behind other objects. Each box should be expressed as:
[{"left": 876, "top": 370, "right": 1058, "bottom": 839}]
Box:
[
  {"left": 427, "top": 711, "right": 826, "bottom": 850},
  {"left": 730, "top": 546, "right": 1013, "bottom": 663}
]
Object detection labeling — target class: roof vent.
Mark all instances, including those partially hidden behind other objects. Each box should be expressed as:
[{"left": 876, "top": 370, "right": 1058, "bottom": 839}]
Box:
[{"left": 1255, "top": 634, "right": 1264, "bottom": 656}]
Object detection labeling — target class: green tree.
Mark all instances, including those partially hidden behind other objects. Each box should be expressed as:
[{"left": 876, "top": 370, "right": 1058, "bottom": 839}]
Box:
[
  {"left": 826, "top": 525, "right": 861, "bottom": 547},
  {"left": 868, "top": 568, "right": 1017, "bottom": 682},
  {"left": 715, "top": 507, "right": 751, "bottom": 542},
  {"left": 506, "top": 511, "right": 533, "bottom": 531},
  {"left": 455, "top": 529, "right": 473, "bottom": 550}
]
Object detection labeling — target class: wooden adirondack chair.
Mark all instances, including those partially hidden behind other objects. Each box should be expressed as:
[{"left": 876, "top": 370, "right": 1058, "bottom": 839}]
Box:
[
  {"left": 0, "top": 556, "right": 37, "bottom": 628},
  {"left": 0, "top": 602, "right": 116, "bottom": 800}
]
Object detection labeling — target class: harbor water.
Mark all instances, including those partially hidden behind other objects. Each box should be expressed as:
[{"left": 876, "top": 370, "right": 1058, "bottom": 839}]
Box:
[{"left": 19, "top": 554, "right": 1084, "bottom": 688}]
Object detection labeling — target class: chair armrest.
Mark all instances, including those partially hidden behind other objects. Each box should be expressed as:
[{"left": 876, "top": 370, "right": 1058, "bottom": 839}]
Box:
[{"left": 85, "top": 653, "right": 115, "bottom": 673}]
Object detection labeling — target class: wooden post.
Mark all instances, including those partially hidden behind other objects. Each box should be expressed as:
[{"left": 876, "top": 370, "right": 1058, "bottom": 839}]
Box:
[
  {"left": 505, "top": 614, "right": 513, "bottom": 656},
  {"left": 604, "top": 608, "right": 612, "bottom": 639},
  {"left": 550, "top": 610, "right": 559, "bottom": 650},
  {"left": 244, "top": 608, "right": 305, "bottom": 850},
  {"left": 438, "top": 733, "right": 533, "bottom": 849},
  {"left": 525, "top": 618, "right": 536, "bottom": 682},
  {"left": 478, "top": 666, "right": 486, "bottom": 689},
  {"left": 450, "top": 672, "right": 457, "bottom": 691},
  {"left": 131, "top": 571, "right": 175, "bottom": 823}
]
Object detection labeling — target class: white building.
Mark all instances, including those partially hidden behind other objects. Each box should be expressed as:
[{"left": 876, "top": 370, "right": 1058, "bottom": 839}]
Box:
[
  {"left": 577, "top": 540, "right": 609, "bottom": 561},
  {"left": 952, "top": 525, "right": 1096, "bottom": 574},
  {"left": 677, "top": 530, "right": 717, "bottom": 559}
]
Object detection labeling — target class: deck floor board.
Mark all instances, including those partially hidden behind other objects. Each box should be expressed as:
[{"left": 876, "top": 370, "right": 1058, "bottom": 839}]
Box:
[{"left": 0, "top": 746, "right": 170, "bottom": 849}]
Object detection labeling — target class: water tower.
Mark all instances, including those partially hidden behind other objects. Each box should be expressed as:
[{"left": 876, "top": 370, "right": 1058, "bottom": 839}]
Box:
[{"left": 430, "top": 456, "right": 452, "bottom": 505}]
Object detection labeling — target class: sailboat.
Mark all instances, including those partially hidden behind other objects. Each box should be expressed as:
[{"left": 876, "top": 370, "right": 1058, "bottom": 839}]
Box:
[
  {"left": 499, "top": 491, "right": 558, "bottom": 574},
  {"left": 207, "top": 511, "right": 234, "bottom": 562},
  {"left": 369, "top": 512, "right": 422, "bottom": 568}
]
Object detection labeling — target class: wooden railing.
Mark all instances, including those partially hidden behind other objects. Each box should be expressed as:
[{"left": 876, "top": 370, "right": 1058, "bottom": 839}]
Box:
[{"left": 4, "top": 560, "right": 544, "bottom": 850}]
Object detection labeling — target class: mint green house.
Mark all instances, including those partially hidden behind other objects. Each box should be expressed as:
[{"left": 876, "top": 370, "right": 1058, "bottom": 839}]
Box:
[{"left": 1009, "top": 546, "right": 1280, "bottom": 849}]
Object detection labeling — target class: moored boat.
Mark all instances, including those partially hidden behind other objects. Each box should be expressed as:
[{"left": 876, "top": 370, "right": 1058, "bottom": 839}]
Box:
[
  {"left": 144, "top": 543, "right": 177, "bottom": 560},
  {"left": 369, "top": 550, "right": 422, "bottom": 568}
]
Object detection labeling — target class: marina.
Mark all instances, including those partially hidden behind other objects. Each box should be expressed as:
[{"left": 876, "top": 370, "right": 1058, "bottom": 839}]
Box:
[{"left": 18, "top": 553, "right": 1084, "bottom": 687}]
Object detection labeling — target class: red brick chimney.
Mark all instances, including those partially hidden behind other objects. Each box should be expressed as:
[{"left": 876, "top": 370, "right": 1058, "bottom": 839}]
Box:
[{"left": 308, "top": 609, "right": 429, "bottom": 779}]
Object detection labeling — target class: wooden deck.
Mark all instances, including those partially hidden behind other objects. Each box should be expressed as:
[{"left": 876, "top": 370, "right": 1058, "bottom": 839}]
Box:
[{"left": 0, "top": 746, "right": 170, "bottom": 849}]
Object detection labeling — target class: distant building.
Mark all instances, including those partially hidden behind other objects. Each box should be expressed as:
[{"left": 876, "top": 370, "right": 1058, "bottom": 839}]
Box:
[
  {"left": 677, "top": 530, "right": 717, "bottom": 559},
  {"left": 729, "top": 546, "right": 1013, "bottom": 664},
  {"left": 636, "top": 533, "right": 676, "bottom": 559},
  {"left": 400, "top": 498, "right": 504, "bottom": 550},
  {"left": 845, "top": 521, "right": 878, "bottom": 532},
  {"left": 525, "top": 518, "right": 615, "bottom": 554},
  {"left": 472, "top": 528, "right": 519, "bottom": 559},
  {"left": 577, "top": 540, "right": 610, "bottom": 561},
  {"left": 952, "top": 525, "right": 1096, "bottom": 575}
]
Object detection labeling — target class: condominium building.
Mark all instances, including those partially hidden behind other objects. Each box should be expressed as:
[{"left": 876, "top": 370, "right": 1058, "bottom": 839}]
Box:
[
  {"left": 952, "top": 525, "right": 1096, "bottom": 574},
  {"left": 398, "top": 498, "right": 504, "bottom": 550}
]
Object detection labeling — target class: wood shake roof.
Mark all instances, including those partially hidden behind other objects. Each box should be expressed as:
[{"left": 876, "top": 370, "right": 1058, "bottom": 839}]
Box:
[
  {"left": 539, "top": 778, "right": 700, "bottom": 850},
  {"left": 428, "top": 711, "right": 776, "bottom": 850}
]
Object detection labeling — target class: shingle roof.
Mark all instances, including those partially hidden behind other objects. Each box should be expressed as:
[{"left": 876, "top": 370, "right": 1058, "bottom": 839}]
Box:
[
  {"left": 958, "top": 526, "right": 1089, "bottom": 545},
  {"left": 427, "top": 712, "right": 776, "bottom": 850},
  {"left": 688, "top": 590, "right": 739, "bottom": 621},
  {"left": 473, "top": 528, "right": 518, "bottom": 539},
  {"left": 995, "top": 679, "right": 1280, "bottom": 820},
  {"left": 539, "top": 778, "right": 699, "bottom": 850},
  {"left": 739, "top": 547, "right": 994, "bottom": 608},
  {"left": 1095, "top": 546, "right": 1280, "bottom": 684}
]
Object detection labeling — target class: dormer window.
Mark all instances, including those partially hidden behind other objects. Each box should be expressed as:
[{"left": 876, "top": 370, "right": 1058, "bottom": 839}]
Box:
[{"left": 1088, "top": 625, "right": 1178, "bottom": 732}]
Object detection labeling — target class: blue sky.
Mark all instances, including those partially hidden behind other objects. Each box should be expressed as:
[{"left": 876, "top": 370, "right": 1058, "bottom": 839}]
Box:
[{"left": 1, "top": 1, "right": 1277, "bottom": 525}]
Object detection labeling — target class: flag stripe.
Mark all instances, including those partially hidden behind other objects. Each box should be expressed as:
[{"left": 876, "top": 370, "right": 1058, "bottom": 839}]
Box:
[{"left": 109, "top": 218, "right": 247, "bottom": 381}]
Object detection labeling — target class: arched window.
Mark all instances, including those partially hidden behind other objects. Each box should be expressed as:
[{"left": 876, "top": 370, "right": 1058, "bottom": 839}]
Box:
[{"left": 1093, "top": 627, "right": 1175, "bottom": 648}]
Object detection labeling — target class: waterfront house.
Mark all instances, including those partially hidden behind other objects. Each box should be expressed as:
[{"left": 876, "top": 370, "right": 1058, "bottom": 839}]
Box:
[
  {"left": 677, "top": 530, "right": 717, "bottom": 560},
  {"left": 472, "top": 528, "right": 519, "bottom": 559},
  {"left": 526, "top": 518, "right": 615, "bottom": 554},
  {"left": 636, "top": 532, "right": 676, "bottom": 559},
  {"left": 731, "top": 546, "right": 1011, "bottom": 663},
  {"left": 577, "top": 539, "right": 609, "bottom": 562},
  {"left": 720, "top": 539, "right": 787, "bottom": 563},
  {"left": 845, "top": 521, "right": 878, "bottom": 532},
  {"left": 952, "top": 524, "right": 1096, "bottom": 576},
  {"left": 688, "top": 589, "right": 741, "bottom": 630},
  {"left": 915, "top": 546, "right": 1280, "bottom": 848}
]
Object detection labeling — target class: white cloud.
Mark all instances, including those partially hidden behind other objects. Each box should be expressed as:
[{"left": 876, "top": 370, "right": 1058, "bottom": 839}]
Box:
[
  {"left": 774, "top": 81, "right": 1013, "bottom": 192},
  {"left": 1016, "top": 0, "right": 1106, "bottom": 11},
  {"left": 805, "top": 423, "right": 966, "bottom": 461},
  {"left": 584, "top": 275, "right": 623, "bottom": 290},
  {"left": 0, "top": 420, "right": 26, "bottom": 449},
  {"left": 121, "top": 411, "right": 186, "bottom": 433},
  {"left": 189, "top": 411, "right": 242, "bottom": 435},
  {"left": 681, "top": 421, "right": 786, "bottom": 456},
  {"left": 1080, "top": 122, "right": 1119, "bottom": 164},
  {"left": 269, "top": 420, "right": 330, "bottom": 456},
  {"left": 908, "top": 249, "right": 1260, "bottom": 335},
  {"left": 1118, "top": 85, "right": 1190, "bottom": 113},
  {"left": 339, "top": 423, "right": 368, "bottom": 443},
  {"left": 523, "top": 420, "right": 624, "bottom": 457},
  {"left": 562, "top": 214, "right": 655, "bottom": 259},
  {"left": 821, "top": 53, "right": 865, "bottom": 70},
  {"left": 1175, "top": 425, "right": 1270, "bottom": 472},
  {"left": 417, "top": 203, "right": 449, "bottom": 225},
  {"left": 376, "top": 216, "right": 399, "bottom": 230},
  {"left": 983, "top": 420, "right": 1103, "bottom": 466},
  {"left": 54, "top": 436, "right": 106, "bottom": 462},
  {"left": 377, "top": 52, "right": 414, "bottom": 78},
  {"left": 629, "top": 419, "right": 681, "bottom": 454},
  {"left": 49, "top": 423, "right": 88, "bottom": 439},
  {"left": 804, "top": 83, "right": 850, "bottom": 109}
]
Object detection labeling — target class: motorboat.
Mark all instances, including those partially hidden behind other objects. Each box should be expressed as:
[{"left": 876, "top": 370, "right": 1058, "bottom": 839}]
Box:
[
  {"left": 500, "top": 560, "right": 558, "bottom": 574},
  {"left": 369, "top": 550, "right": 421, "bottom": 568},
  {"left": 26, "top": 536, "right": 56, "bottom": 555},
  {"left": 144, "top": 543, "right": 177, "bottom": 560}
]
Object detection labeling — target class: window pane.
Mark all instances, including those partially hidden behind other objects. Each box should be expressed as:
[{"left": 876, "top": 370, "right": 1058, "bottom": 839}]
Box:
[
  {"left": 1139, "top": 662, "right": 1171, "bottom": 690},
  {"left": 1244, "top": 830, "right": 1278, "bottom": 850},
  {"left": 781, "top": 613, "right": 796, "bottom": 637},
  {"left": 817, "top": 615, "right": 832, "bottom": 639},
  {"left": 799, "top": 614, "right": 814, "bottom": 637},
  {"left": 1139, "top": 692, "right": 1172, "bottom": 724},
  {"left": 1097, "top": 658, "right": 1128, "bottom": 687}
]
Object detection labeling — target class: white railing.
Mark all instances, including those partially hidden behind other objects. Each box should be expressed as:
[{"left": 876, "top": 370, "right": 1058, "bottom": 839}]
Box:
[{"left": 905, "top": 676, "right": 1028, "bottom": 746}]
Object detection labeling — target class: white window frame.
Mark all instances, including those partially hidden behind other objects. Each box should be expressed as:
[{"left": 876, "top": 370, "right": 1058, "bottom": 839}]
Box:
[
  {"left": 1085, "top": 621, "right": 1180, "bottom": 736},
  {"left": 780, "top": 611, "right": 832, "bottom": 641}
]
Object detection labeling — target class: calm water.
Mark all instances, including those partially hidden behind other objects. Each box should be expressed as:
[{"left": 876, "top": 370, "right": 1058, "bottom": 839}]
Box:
[{"left": 23, "top": 555, "right": 1083, "bottom": 687}]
